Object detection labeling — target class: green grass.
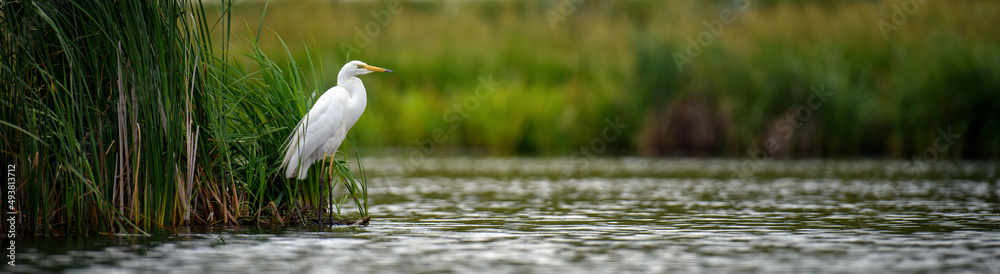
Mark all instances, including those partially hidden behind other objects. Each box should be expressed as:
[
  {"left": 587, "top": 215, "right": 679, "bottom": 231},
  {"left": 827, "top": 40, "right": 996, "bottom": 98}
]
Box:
[
  {"left": 213, "top": 0, "right": 1000, "bottom": 159},
  {"left": 1, "top": 0, "right": 369, "bottom": 236}
]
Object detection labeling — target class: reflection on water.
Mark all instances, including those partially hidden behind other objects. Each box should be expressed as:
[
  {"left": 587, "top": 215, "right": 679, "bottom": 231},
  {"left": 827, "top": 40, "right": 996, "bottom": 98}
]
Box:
[{"left": 10, "top": 158, "right": 1000, "bottom": 273}]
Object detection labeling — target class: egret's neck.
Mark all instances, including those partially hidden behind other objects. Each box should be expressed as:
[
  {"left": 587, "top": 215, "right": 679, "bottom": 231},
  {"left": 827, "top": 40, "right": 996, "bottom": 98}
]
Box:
[
  {"left": 339, "top": 76, "right": 368, "bottom": 124},
  {"left": 337, "top": 73, "right": 353, "bottom": 89},
  {"left": 338, "top": 76, "right": 366, "bottom": 98}
]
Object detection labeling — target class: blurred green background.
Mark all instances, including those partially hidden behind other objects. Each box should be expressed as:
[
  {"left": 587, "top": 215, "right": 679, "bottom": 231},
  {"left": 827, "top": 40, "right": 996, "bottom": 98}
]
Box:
[{"left": 213, "top": 0, "right": 1000, "bottom": 159}]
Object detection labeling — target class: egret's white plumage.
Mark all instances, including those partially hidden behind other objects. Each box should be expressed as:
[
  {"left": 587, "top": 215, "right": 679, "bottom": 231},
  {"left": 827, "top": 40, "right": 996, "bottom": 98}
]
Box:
[{"left": 282, "top": 60, "right": 391, "bottom": 179}]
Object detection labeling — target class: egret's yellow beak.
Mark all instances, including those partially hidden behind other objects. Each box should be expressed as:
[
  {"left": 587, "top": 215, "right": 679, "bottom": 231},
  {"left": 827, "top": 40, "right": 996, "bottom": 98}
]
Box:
[{"left": 363, "top": 65, "right": 393, "bottom": 73}]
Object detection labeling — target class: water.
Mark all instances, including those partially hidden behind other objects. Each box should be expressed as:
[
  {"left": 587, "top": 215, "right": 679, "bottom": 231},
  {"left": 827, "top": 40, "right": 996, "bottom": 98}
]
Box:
[{"left": 10, "top": 158, "right": 1000, "bottom": 273}]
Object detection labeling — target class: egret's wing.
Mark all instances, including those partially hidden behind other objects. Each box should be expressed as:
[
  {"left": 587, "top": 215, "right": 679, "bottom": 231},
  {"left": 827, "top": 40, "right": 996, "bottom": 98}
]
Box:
[{"left": 282, "top": 86, "right": 349, "bottom": 178}]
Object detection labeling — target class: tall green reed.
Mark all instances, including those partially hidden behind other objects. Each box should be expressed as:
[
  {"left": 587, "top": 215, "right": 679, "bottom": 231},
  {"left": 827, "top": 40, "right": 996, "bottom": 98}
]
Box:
[
  {"left": 1, "top": 0, "right": 367, "bottom": 236},
  {"left": 1, "top": 0, "right": 214, "bottom": 235}
]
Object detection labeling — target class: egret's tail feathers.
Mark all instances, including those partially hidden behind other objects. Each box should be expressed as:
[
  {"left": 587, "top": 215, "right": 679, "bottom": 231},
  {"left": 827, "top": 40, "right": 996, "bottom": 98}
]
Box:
[
  {"left": 283, "top": 150, "right": 315, "bottom": 179},
  {"left": 282, "top": 150, "right": 298, "bottom": 179},
  {"left": 282, "top": 128, "right": 306, "bottom": 179},
  {"left": 297, "top": 161, "right": 313, "bottom": 180},
  {"left": 283, "top": 155, "right": 299, "bottom": 179}
]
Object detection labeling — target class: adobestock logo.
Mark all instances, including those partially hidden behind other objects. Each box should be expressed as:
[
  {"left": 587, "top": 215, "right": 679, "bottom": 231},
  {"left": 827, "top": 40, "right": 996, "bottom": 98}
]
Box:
[
  {"left": 736, "top": 84, "right": 832, "bottom": 181},
  {"left": 877, "top": 0, "right": 929, "bottom": 41},
  {"left": 559, "top": 116, "right": 629, "bottom": 180},
  {"left": 397, "top": 75, "right": 501, "bottom": 175},
  {"left": 673, "top": 0, "right": 750, "bottom": 73},
  {"left": 903, "top": 126, "right": 961, "bottom": 177},
  {"left": 546, "top": 0, "right": 585, "bottom": 31},
  {"left": 340, "top": 0, "right": 405, "bottom": 60}
]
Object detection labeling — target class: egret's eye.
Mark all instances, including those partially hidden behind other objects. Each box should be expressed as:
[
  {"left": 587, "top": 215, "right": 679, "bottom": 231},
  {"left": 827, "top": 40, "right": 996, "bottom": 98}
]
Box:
[{"left": 357, "top": 65, "right": 365, "bottom": 69}]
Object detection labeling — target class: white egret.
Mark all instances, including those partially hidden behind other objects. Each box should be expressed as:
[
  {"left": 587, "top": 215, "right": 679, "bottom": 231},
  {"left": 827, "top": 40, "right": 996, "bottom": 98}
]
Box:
[{"left": 281, "top": 60, "right": 392, "bottom": 179}]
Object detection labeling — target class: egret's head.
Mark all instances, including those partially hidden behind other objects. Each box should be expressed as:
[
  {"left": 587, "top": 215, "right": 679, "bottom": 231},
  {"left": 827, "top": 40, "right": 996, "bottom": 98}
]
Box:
[{"left": 342, "top": 60, "right": 393, "bottom": 77}]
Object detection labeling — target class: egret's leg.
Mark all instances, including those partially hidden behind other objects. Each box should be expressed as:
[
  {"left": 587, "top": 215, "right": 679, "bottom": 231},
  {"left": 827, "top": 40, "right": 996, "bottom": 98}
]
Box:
[
  {"left": 319, "top": 151, "right": 330, "bottom": 225},
  {"left": 319, "top": 175, "right": 325, "bottom": 225},
  {"left": 325, "top": 152, "right": 335, "bottom": 223},
  {"left": 318, "top": 155, "right": 325, "bottom": 225}
]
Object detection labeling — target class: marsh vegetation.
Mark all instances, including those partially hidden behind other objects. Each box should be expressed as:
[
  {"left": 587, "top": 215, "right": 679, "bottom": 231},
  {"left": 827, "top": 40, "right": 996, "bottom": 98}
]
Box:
[{"left": 2, "top": 0, "right": 998, "bottom": 236}]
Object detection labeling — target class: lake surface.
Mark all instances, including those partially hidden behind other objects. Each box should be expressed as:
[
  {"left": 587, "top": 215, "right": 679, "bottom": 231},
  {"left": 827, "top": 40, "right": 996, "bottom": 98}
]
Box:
[{"left": 10, "top": 158, "right": 1000, "bottom": 273}]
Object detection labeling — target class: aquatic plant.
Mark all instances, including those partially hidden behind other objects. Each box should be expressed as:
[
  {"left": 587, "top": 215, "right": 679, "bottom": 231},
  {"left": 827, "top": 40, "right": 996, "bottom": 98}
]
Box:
[{"left": 0, "top": 0, "right": 369, "bottom": 236}]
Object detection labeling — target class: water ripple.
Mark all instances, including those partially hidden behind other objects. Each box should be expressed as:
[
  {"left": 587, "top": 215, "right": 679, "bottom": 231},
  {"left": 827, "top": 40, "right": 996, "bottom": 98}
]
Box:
[{"left": 11, "top": 159, "right": 1000, "bottom": 273}]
